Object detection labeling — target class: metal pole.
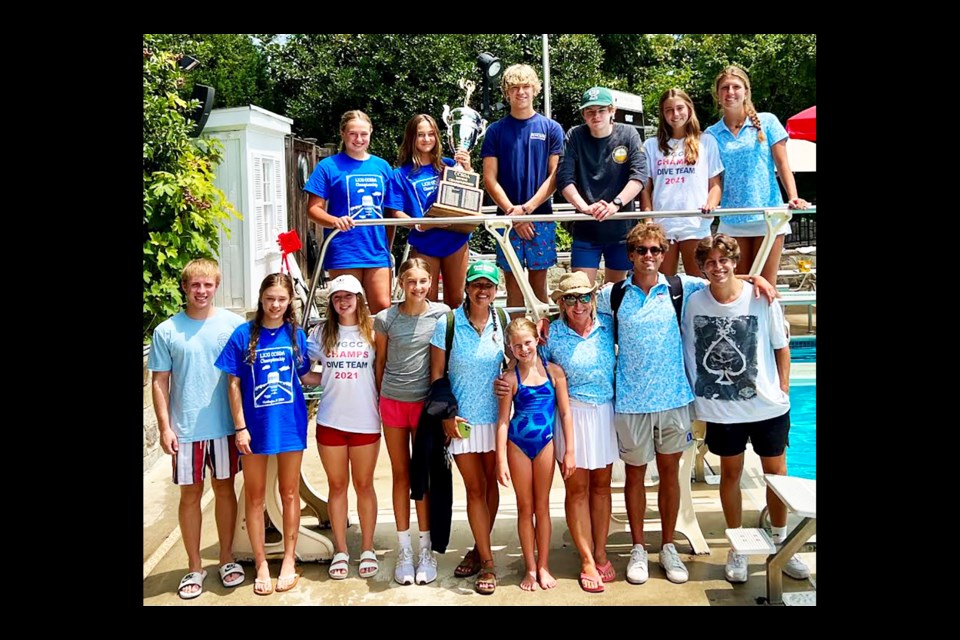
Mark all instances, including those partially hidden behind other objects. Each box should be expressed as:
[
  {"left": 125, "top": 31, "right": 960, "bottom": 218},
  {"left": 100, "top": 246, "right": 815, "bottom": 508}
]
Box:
[
  {"left": 542, "top": 34, "right": 551, "bottom": 119},
  {"left": 303, "top": 206, "right": 806, "bottom": 316}
]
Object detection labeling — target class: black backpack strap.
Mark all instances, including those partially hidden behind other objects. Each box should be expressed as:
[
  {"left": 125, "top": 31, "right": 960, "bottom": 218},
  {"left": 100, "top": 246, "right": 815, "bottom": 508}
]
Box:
[
  {"left": 494, "top": 307, "right": 510, "bottom": 371},
  {"left": 444, "top": 311, "right": 455, "bottom": 375},
  {"left": 610, "top": 278, "right": 628, "bottom": 348},
  {"left": 666, "top": 274, "right": 683, "bottom": 327}
]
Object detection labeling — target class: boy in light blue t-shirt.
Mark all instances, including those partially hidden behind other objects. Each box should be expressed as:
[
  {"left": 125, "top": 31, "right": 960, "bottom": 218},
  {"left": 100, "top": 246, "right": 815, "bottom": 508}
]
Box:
[{"left": 147, "top": 259, "right": 245, "bottom": 599}]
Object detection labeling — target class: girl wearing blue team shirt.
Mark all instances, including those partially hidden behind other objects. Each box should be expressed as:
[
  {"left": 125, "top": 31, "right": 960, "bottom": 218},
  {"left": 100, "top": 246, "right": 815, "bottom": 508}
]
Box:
[
  {"left": 705, "top": 66, "right": 810, "bottom": 284},
  {"left": 304, "top": 110, "right": 398, "bottom": 314},
  {"left": 216, "top": 273, "right": 312, "bottom": 596},
  {"left": 391, "top": 114, "right": 474, "bottom": 308}
]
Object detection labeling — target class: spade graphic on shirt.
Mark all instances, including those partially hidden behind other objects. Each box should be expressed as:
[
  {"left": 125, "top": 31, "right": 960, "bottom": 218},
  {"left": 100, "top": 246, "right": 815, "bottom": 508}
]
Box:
[
  {"left": 693, "top": 315, "right": 758, "bottom": 401},
  {"left": 703, "top": 318, "right": 746, "bottom": 385}
]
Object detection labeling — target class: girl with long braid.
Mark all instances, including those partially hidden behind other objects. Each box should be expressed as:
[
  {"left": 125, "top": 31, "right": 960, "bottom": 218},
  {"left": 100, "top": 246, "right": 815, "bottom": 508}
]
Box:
[
  {"left": 705, "top": 66, "right": 810, "bottom": 284},
  {"left": 216, "top": 273, "right": 312, "bottom": 596},
  {"left": 429, "top": 260, "right": 509, "bottom": 594}
]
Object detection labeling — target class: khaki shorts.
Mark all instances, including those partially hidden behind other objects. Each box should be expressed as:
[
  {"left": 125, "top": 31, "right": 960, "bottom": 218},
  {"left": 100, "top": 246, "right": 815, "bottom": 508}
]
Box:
[{"left": 615, "top": 403, "right": 695, "bottom": 466}]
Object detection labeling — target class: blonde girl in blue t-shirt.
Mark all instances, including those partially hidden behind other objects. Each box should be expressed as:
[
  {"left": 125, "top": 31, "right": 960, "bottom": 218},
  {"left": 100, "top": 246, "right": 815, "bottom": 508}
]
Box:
[{"left": 304, "top": 110, "right": 397, "bottom": 314}]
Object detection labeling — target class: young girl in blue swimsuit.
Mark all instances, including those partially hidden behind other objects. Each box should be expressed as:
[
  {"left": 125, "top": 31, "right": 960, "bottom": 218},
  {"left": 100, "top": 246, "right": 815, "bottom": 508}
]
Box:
[{"left": 496, "top": 317, "right": 575, "bottom": 591}]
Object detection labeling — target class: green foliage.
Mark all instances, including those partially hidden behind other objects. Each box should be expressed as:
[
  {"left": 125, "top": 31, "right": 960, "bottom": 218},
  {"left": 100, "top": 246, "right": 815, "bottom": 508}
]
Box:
[
  {"left": 144, "top": 34, "right": 275, "bottom": 110},
  {"left": 141, "top": 34, "right": 814, "bottom": 313},
  {"left": 554, "top": 221, "right": 572, "bottom": 251},
  {"left": 261, "top": 34, "right": 599, "bottom": 155},
  {"left": 143, "top": 37, "right": 239, "bottom": 343},
  {"left": 613, "top": 34, "right": 818, "bottom": 133}
]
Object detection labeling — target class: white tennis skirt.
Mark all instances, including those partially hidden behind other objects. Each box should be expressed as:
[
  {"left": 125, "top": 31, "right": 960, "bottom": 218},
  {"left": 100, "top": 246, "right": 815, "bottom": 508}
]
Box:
[
  {"left": 449, "top": 421, "right": 497, "bottom": 456},
  {"left": 554, "top": 399, "right": 618, "bottom": 470}
]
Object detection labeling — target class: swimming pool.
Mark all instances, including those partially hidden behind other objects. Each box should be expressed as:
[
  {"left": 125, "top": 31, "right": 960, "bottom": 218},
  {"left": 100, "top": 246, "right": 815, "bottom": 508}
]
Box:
[{"left": 787, "top": 337, "right": 816, "bottom": 479}]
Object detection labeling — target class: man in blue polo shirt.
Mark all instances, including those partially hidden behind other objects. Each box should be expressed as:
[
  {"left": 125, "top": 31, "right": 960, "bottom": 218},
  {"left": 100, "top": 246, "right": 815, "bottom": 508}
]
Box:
[{"left": 481, "top": 63, "right": 565, "bottom": 311}]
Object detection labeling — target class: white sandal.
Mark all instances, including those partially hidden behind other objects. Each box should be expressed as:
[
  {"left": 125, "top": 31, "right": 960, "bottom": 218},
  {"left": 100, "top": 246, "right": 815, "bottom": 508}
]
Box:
[
  {"left": 359, "top": 550, "right": 379, "bottom": 578},
  {"left": 328, "top": 552, "right": 350, "bottom": 580},
  {"left": 219, "top": 562, "right": 245, "bottom": 588},
  {"left": 178, "top": 570, "right": 207, "bottom": 600}
]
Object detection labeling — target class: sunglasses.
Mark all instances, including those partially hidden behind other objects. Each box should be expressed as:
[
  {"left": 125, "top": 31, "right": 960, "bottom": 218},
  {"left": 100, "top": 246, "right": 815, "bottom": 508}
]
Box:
[
  {"left": 629, "top": 245, "right": 664, "bottom": 256},
  {"left": 561, "top": 293, "right": 593, "bottom": 306}
]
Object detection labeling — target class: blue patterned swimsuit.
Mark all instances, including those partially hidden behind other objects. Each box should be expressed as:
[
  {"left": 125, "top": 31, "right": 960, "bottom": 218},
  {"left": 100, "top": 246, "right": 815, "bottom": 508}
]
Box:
[{"left": 508, "top": 363, "right": 556, "bottom": 459}]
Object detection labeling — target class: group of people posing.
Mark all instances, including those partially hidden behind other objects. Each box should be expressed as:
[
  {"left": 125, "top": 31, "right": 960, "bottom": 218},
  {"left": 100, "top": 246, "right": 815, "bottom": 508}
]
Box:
[{"left": 148, "top": 61, "right": 811, "bottom": 600}]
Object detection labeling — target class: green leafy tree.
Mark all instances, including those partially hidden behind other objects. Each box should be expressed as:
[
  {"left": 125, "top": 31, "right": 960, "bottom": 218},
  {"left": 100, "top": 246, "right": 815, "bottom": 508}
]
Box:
[
  {"left": 595, "top": 34, "right": 817, "bottom": 132},
  {"left": 145, "top": 34, "right": 274, "bottom": 110},
  {"left": 143, "top": 37, "right": 239, "bottom": 342},
  {"left": 262, "top": 34, "right": 603, "bottom": 256}
]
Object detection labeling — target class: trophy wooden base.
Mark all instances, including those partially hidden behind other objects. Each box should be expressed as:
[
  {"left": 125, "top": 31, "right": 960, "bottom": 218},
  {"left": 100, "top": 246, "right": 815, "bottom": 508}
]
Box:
[
  {"left": 425, "top": 203, "right": 486, "bottom": 234},
  {"left": 425, "top": 166, "right": 487, "bottom": 234}
]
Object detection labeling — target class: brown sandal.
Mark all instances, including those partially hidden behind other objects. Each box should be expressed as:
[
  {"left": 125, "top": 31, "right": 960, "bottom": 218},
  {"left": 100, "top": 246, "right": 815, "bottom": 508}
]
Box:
[
  {"left": 454, "top": 547, "right": 481, "bottom": 578},
  {"left": 476, "top": 560, "right": 497, "bottom": 595}
]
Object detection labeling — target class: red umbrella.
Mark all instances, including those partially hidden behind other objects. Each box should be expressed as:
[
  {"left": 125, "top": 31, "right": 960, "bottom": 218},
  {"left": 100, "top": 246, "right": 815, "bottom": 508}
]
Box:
[{"left": 786, "top": 105, "right": 816, "bottom": 142}]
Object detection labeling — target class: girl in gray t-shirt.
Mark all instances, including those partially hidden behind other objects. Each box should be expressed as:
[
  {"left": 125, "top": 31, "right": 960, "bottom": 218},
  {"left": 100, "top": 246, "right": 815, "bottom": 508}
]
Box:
[{"left": 373, "top": 257, "right": 449, "bottom": 585}]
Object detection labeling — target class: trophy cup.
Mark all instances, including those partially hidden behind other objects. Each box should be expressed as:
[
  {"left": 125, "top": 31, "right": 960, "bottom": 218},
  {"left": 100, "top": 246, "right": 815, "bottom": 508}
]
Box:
[{"left": 426, "top": 79, "right": 488, "bottom": 233}]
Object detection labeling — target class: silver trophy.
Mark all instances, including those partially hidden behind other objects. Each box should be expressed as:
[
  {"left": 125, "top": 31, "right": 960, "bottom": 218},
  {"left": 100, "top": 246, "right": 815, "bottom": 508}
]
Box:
[
  {"left": 427, "top": 79, "right": 488, "bottom": 231},
  {"left": 441, "top": 79, "right": 488, "bottom": 156}
]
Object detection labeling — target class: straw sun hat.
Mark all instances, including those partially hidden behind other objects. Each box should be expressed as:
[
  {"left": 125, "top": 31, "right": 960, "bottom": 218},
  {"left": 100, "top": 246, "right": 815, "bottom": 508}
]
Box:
[{"left": 550, "top": 271, "right": 598, "bottom": 302}]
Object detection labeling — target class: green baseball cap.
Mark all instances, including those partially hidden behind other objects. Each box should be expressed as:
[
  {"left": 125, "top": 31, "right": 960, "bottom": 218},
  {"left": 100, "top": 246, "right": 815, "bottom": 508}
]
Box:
[
  {"left": 465, "top": 261, "right": 500, "bottom": 284},
  {"left": 580, "top": 86, "right": 614, "bottom": 110}
]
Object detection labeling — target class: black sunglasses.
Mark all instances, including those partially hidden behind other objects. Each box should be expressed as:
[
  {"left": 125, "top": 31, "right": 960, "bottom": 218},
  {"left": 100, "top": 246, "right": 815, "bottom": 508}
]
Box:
[
  {"left": 629, "top": 245, "right": 664, "bottom": 255},
  {"left": 561, "top": 293, "right": 592, "bottom": 306}
]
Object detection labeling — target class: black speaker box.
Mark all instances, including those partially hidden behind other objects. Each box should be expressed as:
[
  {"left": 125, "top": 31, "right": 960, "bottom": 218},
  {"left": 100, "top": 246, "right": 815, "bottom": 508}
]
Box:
[{"left": 188, "top": 84, "right": 215, "bottom": 137}]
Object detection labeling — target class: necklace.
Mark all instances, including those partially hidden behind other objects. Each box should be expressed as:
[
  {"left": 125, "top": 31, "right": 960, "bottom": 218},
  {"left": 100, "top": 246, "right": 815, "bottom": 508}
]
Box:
[
  {"left": 469, "top": 317, "right": 486, "bottom": 334},
  {"left": 263, "top": 324, "right": 284, "bottom": 337}
]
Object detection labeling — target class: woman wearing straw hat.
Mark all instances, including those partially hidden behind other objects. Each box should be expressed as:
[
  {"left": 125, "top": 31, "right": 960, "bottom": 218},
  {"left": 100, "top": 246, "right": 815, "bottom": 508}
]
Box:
[{"left": 543, "top": 271, "right": 619, "bottom": 593}]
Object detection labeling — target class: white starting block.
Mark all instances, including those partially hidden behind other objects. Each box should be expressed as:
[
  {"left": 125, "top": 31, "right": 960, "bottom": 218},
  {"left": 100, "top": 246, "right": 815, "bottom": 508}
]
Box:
[{"left": 725, "top": 527, "right": 776, "bottom": 555}]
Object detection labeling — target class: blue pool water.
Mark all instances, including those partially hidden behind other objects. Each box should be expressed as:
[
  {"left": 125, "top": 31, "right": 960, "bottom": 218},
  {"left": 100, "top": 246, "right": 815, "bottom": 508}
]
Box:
[
  {"left": 785, "top": 336, "right": 816, "bottom": 479},
  {"left": 787, "top": 384, "right": 816, "bottom": 479},
  {"left": 789, "top": 345, "right": 817, "bottom": 363}
]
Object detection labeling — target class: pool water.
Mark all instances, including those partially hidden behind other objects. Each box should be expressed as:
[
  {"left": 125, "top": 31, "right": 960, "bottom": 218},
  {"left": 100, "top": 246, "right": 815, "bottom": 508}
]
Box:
[
  {"left": 789, "top": 345, "right": 817, "bottom": 363},
  {"left": 787, "top": 383, "right": 816, "bottom": 479},
  {"left": 785, "top": 335, "right": 816, "bottom": 478}
]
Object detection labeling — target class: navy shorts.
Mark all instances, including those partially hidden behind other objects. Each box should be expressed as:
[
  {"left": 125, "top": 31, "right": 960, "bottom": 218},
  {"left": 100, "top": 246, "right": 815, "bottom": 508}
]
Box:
[
  {"left": 570, "top": 238, "right": 632, "bottom": 271},
  {"left": 705, "top": 410, "right": 791, "bottom": 458}
]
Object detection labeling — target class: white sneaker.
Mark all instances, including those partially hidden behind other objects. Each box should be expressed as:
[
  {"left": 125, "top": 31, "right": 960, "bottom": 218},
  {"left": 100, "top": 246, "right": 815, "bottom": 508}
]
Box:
[
  {"left": 394, "top": 546, "right": 415, "bottom": 585},
  {"left": 782, "top": 552, "right": 811, "bottom": 579},
  {"left": 415, "top": 547, "right": 438, "bottom": 585},
  {"left": 725, "top": 549, "right": 748, "bottom": 583},
  {"left": 658, "top": 543, "right": 689, "bottom": 584},
  {"left": 626, "top": 545, "right": 649, "bottom": 584}
]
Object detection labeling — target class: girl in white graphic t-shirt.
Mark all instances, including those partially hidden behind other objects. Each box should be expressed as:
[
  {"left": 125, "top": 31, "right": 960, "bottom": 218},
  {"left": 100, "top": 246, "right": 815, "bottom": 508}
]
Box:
[
  {"left": 305, "top": 274, "right": 381, "bottom": 580},
  {"left": 641, "top": 88, "right": 723, "bottom": 278}
]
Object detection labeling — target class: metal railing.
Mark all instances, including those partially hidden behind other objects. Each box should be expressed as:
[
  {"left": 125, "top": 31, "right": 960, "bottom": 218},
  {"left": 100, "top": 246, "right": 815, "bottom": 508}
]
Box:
[{"left": 304, "top": 204, "right": 814, "bottom": 322}]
